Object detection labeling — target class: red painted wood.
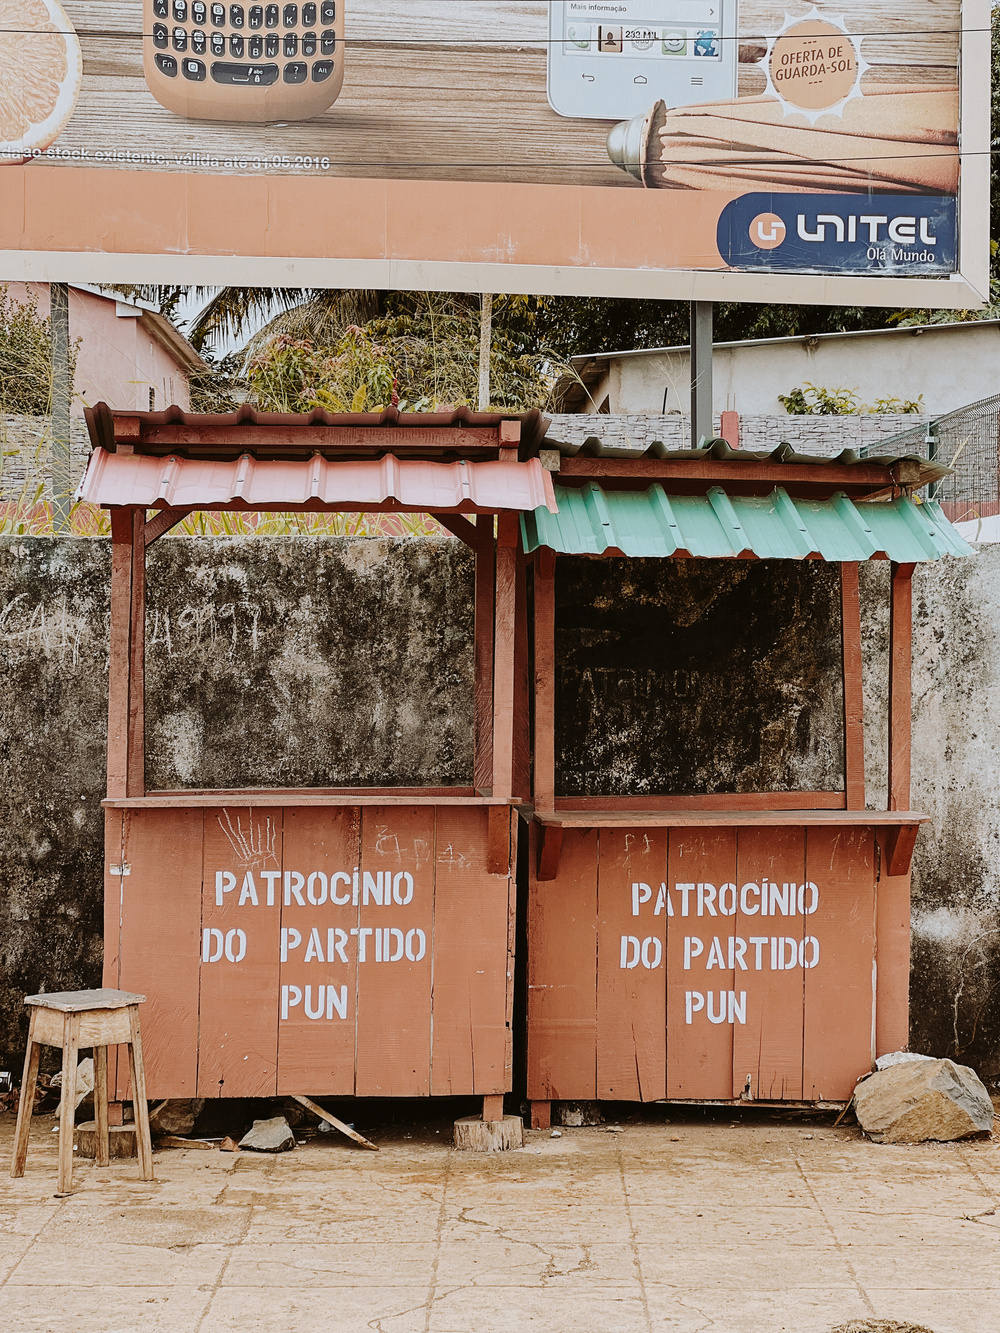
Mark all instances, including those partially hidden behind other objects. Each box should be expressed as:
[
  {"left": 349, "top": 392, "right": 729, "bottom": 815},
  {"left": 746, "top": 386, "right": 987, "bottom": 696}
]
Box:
[
  {"left": 276, "top": 806, "right": 362, "bottom": 1096},
  {"left": 431, "top": 806, "right": 513, "bottom": 1095},
  {"left": 492, "top": 515, "right": 518, "bottom": 800},
  {"left": 552, "top": 793, "right": 847, "bottom": 812},
  {"left": 540, "top": 810, "right": 923, "bottom": 829},
  {"left": 115, "top": 808, "right": 204, "bottom": 1099},
  {"left": 127, "top": 513, "right": 146, "bottom": 798},
  {"left": 198, "top": 807, "right": 283, "bottom": 1098},
  {"left": 875, "top": 831, "right": 911, "bottom": 1058},
  {"left": 473, "top": 526, "right": 495, "bottom": 792},
  {"left": 889, "top": 563, "right": 915, "bottom": 812},
  {"left": 106, "top": 510, "right": 135, "bottom": 802},
  {"left": 354, "top": 806, "right": 435, "bottom": 1097},
  {"left": 533, "top": 557, "right": 556, "bottom": 813},
  {"left": 667, "top": 829, "right": 738, "bottom": 1100},
  {"left": 527, "top": 825, "right": 599, "bottom": 1100},
  {"left": 513, "top": 547, "right": 531, "bottom": 801},
  {"left": 803, "top": 827, "right": 877, "bottom": 1101},
  {"left": 487, "top": 805, "right": 510, "bottom": 875},
  {"left": 841, "top": 563, "right": 865, "bottom": 811},
  {"left": 103, "top": 809, "right": 125, "bottom": 1096},
  {"left": 597, "top": 828, "right": 668, "bottom": 1101},
  {"left": 732, "top": 827, "right": 806, "bottom": 1101}
]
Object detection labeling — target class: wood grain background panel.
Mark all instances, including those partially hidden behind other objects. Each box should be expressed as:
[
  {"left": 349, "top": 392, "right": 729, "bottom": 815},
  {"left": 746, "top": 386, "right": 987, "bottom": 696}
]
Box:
[
  {"left": 597, "top": 828, "right": 668, "bottom": 1101},
  {"left": 276, "top": 806, "right": 361, "bottom": 1096},
  {"left": 667, "top": 828, "right": 738, "bottom": 1100},
  {"left": 803, "top": 827, "right": 876, "bottom": 1101},
  {"left": 431, "top": 805, "right": 513, "bottom": 1095},
  {"left": 527, "top": 826, "right": 599, "bottom": 1100},
  {"left": 198, "top": 807, "right": 282, "bottom": 1098},
  {"left": 354, "top": 806, "right": 435, "bottom": 1096},
  {"left": 732, "top": 826, "right": 806, "bottom": 1100},
  {"left": 115, "top": 807, "right": 204, "bottom": 1099}
]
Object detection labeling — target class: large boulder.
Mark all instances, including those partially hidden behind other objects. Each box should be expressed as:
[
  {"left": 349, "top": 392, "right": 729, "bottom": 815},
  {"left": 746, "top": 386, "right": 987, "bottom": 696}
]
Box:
[
  {"left": 854, "top": 1057, "right": 994, "bottom": 1143},
  {"left": 238, "top": 1116, "right": 296, "bottom": 1152}
]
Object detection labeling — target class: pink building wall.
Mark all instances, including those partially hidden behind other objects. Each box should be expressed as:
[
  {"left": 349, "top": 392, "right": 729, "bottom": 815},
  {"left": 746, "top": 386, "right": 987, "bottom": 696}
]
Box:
[{"left": 5, "top": 283, "right": 197, "bottom": 416}]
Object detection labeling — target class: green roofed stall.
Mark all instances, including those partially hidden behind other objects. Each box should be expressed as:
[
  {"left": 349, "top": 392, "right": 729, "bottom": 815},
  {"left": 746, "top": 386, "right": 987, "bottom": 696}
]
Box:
[{"left": 521, "top": 483, "right": 973, "bottom": 561}]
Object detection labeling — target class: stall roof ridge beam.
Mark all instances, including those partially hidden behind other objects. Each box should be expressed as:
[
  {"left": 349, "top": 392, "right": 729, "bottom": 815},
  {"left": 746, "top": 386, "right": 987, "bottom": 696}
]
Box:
[
  {"left": 77, "top": 448, "right": 558, "bottom": 515},
  {"left": 84, "top": 401, "right": 550, "bottom": 459},
  {"left": 521, "top": 483, "right": 972, "bottom": 561}
]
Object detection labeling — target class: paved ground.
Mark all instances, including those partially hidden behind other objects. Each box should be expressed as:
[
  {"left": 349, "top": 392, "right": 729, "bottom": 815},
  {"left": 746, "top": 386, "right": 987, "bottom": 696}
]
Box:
[{"left": 1, "top": 1109, "right": 998, "bottom": 1333}]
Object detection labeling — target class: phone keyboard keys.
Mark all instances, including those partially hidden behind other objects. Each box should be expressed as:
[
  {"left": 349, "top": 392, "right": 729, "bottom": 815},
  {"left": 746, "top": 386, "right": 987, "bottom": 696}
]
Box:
[
  {"left": 301, "top": 30, "right": 316, "bottom": 55},
  {"left": 211, "top": 60, "right": 280, "bottom": 84},
  {"left": 320, "top": 0, "right": 334, "bottom": 22},
  {"left": 283, "top": 60, "right": 306, "bottom": 82},
  {"left": 192, "top": 0, "right": 206, "bottom": 20},
  {"left": 302, "top": 1, "right": 316, "bottom": 22},
  {"left": 248, "top": 3, "right": 262, "bottom": 24},
  {"left": 172, "top": 0, "right": 187, "bottom": 18},
  {"left": 283, "top": 31, "right": 297, "bottom": 54},
  {"left": 283, "top": 3, "right": 297, "bottom": 25},
  {"left": 172, "top": 25, "right": 187, "bottom": 48},
  {"left": 312, "top": 57, "right": 333, "bottom": 80},
  {"left": 153, "top": 23, "right": 168, "bottom": 47},
  {"left": 210, "top": 32, "right": 225, "bottom": 54},
  {"left": 229, "top": 33, "right": 244, "bottom": 55},
  {"left": 263, "top": 33, "right": 278, "bottom": 56},
  {"left": 182, "top": 57, "right": 206, "bottom": 78},
  {"left": 210, "top": 2, "right": 225, "bottom": 24},
  {"left": 191, "top": 28, "right": 207, "bottom": 53},
  {"left": 155, "top": 52, "right": 178, "bottom": 75},
  {"left": 153, "top": 0, "right": 169, "bottom": 15},
  {"left": 248, "top": 33, "right": 262, "bottom": 56},
  {"left": 320, "top": 27, "right": 335, "bottom": 53},
  {"left": 230, "top": 4, "right": 244, "bottom": 25}
]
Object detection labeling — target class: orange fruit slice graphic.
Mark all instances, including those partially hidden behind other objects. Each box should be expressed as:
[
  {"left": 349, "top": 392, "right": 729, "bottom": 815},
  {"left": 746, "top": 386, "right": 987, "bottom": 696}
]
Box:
[{"left": 0, "top": 0, "right": 83, "bottom": 164}]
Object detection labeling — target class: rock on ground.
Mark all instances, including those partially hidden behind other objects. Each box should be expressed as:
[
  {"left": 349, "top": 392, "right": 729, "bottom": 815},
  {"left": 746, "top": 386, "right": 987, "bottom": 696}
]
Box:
[
  {"left": 238, "top": 1117, "right": 296, "bottom": 1152},
  {"left": 149, "top": 1099, "right": 205, "bottom": 1137},
  {"left": 854, "top": 1057, "right": 994, "bottom": 1143},
  {"left": 830, "top": 1321, "right": 937, "bottom": 1333}
]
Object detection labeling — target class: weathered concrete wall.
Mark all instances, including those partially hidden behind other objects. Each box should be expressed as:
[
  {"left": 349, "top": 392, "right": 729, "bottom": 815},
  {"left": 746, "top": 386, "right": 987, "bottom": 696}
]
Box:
[{"left": 2, "top": 537, "right": 1000, "bottom": 1086}]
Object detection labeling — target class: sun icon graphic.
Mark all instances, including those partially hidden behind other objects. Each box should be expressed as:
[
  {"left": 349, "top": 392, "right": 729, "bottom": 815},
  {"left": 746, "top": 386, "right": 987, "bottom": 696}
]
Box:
[{"left": 760, "top": 8, "right": 867, "bottom": 124}]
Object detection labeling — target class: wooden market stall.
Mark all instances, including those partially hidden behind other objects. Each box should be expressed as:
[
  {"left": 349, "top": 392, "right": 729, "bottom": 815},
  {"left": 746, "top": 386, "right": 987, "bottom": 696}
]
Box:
[
  {"left": 80, "top": 403, "right": 551, "bottom": 1120},
  {"left": 520, "top": 436, "right": 971, "bottom": 1123}
]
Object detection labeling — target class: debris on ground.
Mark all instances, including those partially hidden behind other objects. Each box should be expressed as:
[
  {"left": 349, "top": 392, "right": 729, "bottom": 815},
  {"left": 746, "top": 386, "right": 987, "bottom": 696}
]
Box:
[
  {"left": 219, "top": 1136, "right": 241, "bottom": 1153},
  {"left": 555, "top": 1100, "right": 603, "bottom": 1127},
  {"left": 854, "top": 1057, "right": 993, "bottom": 1143},
  {"left": 51, "top": 1057, "right": 94, "bottom": 1112},
  {"left": 156, "top": 1134, "right": 214, "bottom": 1150},
  {"left": 830, "top": 1320, "right": 937, "bottom": 1333},
  {"left": 238, "top": 1116, "right": 296, "bottom": 1152},
  {"left": 149, "top": 1098, "right": 205, "bottom": 1136},
  {"left": 550, "top": 1130, "right": 562, "bottom": 1139}
]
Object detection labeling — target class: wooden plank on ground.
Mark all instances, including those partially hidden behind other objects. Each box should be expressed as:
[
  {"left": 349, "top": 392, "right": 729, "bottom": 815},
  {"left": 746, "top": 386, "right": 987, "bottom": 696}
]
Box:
[
  {"left": 803, "top": 827, "right": 877, "bottom": 1101},
  {"left": 276, "top": 806, "right": 362, "bottom": 1097},
  {"left": 354, "top": 806, "right": 435, "bottom": 1096},
  {"left": 198, "top": 808, "right": 283, "bottom": 1098},
  {"left": 431, "top": 805, "right": 513, "bottom": 1095},
  {"left": 597, "top": 828, "right": 668, "bottom": 1102},
  {"left": 667, "top": 829, "right": 738, "bottom": 1100},
  {"left": 526, "top": 825, "right": 599, "bottom": 1100},
  {"left": 115, "top": 807, "right": 204, "bottom": 1100},
  {"left": 732, "top": 826, "right": 806, "bottom": 1100}
]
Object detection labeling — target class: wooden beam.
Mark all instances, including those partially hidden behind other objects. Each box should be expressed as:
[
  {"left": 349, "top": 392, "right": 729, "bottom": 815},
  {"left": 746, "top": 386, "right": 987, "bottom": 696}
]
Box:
[
  {"left": 533, "top": 551, "right": 556, "bottom": 813},
  {"left": 433, "top": 512, "right": 487, "bottom": 552},
  {"left": 107, "top": 509, "right": 145, "bottom": 800},
  {"left": 492, "top": 514, "right": 518, "bottom": 800},
  {"left": 291, "top": 1094, "right": 378, "bottom": 1150},
  {"left": 841, "top": 563, "right": 866, "bottom": 811},
  {"left": 555, "top": 457, "right": 904, "bottom": 496},
  {"left": 884, "top": 822, "right": 920, "bottom": 877},
  {"left": 553, "top": 792, "right": 846, "bottom": 812},
  {"left": 512, "top": 546, "right": 531, "bottom": 800},
  {"left": 473, "top": 521, "right": 495, "bottom": 793},
  {"left": 487, "top": 805, "right": 510, "bottom": 875},
  {"left": 888, "top": 563, "right": 916, "bottom": 812},
  {"left": 144, "top": 507, "right": 191, "bottom": 547},
  {"left": 536, "top": 825, "right": 563, "bottom": 881},
  {"left": 137, "top": 425, "right": 502, "bottom": 451}
]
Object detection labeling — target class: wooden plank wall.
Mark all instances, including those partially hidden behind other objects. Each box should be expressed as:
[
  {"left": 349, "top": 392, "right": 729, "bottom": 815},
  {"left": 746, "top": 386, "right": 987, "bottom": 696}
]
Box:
[
  {"left": 53, "top": 2, "right": 960, "bottom": 186},
  {"left": 108, "top": 803, "right": 515, "bottom": 1098},
  {"left": 528, "top": 824, "right": 887, "bottom": 1104}
]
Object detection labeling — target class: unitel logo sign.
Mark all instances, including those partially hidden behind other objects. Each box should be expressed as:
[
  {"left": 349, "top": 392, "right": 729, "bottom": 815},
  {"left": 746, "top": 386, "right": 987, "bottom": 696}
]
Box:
[{"left": 721, "top": 192, "right": 956, "bottom": 274}]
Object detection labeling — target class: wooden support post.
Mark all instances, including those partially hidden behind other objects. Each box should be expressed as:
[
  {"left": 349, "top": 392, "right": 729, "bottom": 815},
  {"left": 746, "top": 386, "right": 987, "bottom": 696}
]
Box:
[
  {"left": 473, "top": 520, "right": 495, "bottom": 793},
  {"left": 841, "top": 563, "right": 865, "bottom": 811},
  {"left": 492, "top": 513, "right": 518, "bottom": 800},
  {"left": 482, "top": 1093, "right": 504, "bottom": 1122},
  {"left": 487, "top": 805, "right": 510, "bottom": 875},
  {"left": 888, "top": 563, "right": 916, "bottom": 811},
  {"left": 56, "top": 1014, "right": 81, "bottom": 1195},
  {"left": 93, "top": 1045, "right": 110, "bottom": 1168},
  {"left": 10, "top": 1010, "right": 40, "bottom": 1179},
  {"left": 108, "top": 509, "right": 146, "bottom": 800},
  {"left": 537, "top": 825, "right": 563, "bottom": 882},
  {"left": 512, "top": 545, "right": 531, "bottom": 800},
  {"left": 531, "top": 1101, "right": 552, "bottom": 1130},
  {"left": 533, "top": 550, "right": 556, "bottom": 813}
]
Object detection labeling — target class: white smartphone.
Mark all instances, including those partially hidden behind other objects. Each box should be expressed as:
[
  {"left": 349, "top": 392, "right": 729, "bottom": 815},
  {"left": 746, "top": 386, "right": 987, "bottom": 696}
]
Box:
[{"left": 548, "top": 0, "right": 738, "bottom": 120}]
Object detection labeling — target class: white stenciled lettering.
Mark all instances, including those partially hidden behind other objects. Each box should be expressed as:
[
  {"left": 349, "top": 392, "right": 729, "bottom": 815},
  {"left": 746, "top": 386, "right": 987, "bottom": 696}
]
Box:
[
  {"left": 307, "top": 871, "right": 328, "bottom": 906},
  {"left": 718, "top": 883, "right": 737, "bottom": 916},
  {"left": 281, "top": 984, "right": 301, "bottom": 1019},
  {"left": 224, "top": 928, "right": 246, "bottom": 962},
  {"left": 698, "top": 883, "right": 717, "bottom": 917},
  {"left": 393, "top": 871, "right": 414, "bottom": 905},
  {"left": 330, "top": 872, "right": 351, "bottom": 905},
  {"left": 800, "top": 936, "right": 820, "bottom": 968},
  {"left": 261, "top": 870, "right": 280, "bottom": 906},
  {"left": 676, "top": 883, "right": 696, "bottom": 916},
  {"left": 686, "top": 990, "right": 747, "bottom": 1025},
  {"left": 327, "top": 927, "right": 349, "bottom": 964},
  {"left": 683, "top": 936, "right": 704, "bottom": 969},
  {"left": 215, "top": 870, "right": 236, "bottom": 906},
  {"left": 363, "top": 871, "right": 383, "bottom": 907},
  {"left": 280, "top": 927, "right": 301, "bottom": 962},
  {"left": 405, "top": 928, "right": 426, "bottom": 961},
  {"left": 350, "top": 926, "right": 372, "bottom": 962},
  {"left": 304, "top": 927, "right": 324, "bottom": 963},
  {"left": 640, "top": 936, "right": 663, "bottom": 970},
  {"left": 685, "top": 990, "right": 705, "bottom": 1023},
  {"left": 238, "top": 871, "right": 258, "bottom": 907},
  {"left": 632, "top": 882, "right": 652, "bottom": 916},
  {"left": 654, "top": 883, "right": 672, "bottom": 916},
  {"left": 741, "top": 883, "right": 760, "bottom": 915},
  {"left": 705, "top": 936, "right": 726, "bottom": 970},
  {"left": 203, "top": 927, "right": 223, "bottom": 962},
  {"left": 797, "top": 882, "right": 819, "bottom": 915},
  {"left": 621, "top": 935, "right": 640, "bottom": 970},
  {"left": 284, "top": 871, "right": 305, "bottom": 907}
]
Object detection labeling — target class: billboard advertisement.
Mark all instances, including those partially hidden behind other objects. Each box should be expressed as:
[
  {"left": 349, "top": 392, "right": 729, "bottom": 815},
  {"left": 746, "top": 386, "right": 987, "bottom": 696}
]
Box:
[{"left": 0, "top": 0, "right": 989, "bottom": 305}]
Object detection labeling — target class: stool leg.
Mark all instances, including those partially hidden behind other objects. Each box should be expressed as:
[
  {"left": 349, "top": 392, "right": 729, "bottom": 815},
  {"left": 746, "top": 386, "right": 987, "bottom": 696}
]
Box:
[
  {"left": 56, "top": 1014, "right": 81, "bottom": 1196},
  {"left": 93, "top": 1046, "right": 110, "bottom": 1168},
  {"left": 126, "top": 1007, "right": 154, "bottom": 1182},
  {"left": 10, "top": 1010, "right": 41, "bottom": 1179}
]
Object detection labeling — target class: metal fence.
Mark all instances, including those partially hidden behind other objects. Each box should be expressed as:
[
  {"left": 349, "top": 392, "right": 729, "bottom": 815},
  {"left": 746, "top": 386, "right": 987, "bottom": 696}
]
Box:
[{"left": 862, "top": 393, "right": 1000, "bottom": 523}]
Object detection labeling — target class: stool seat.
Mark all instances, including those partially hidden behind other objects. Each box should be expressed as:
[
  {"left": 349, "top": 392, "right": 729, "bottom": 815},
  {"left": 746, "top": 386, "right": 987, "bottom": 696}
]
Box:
[
  {"left": 25, "top": 989, "right": 146, "bottom": 1012},
  {"left": 10, "top": 989, "right": 153, "bottom": 1195}
]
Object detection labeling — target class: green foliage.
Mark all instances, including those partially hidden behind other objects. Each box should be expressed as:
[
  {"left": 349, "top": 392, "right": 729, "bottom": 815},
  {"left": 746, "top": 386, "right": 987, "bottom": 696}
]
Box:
[
  {"left": 246, "top": 327, "right": 396, "bottom": 413},
  {"left": 778, "top": 382, "right": 923, "bottom": 416},
  {"left": 0, "top": 286, "right": 78, "bottom": 416}
]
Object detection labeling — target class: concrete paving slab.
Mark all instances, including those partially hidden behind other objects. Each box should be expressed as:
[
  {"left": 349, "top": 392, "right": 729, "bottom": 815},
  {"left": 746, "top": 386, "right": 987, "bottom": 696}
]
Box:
[{"left": 2, "top": 1112, "right": 999, "bottom": 1333}]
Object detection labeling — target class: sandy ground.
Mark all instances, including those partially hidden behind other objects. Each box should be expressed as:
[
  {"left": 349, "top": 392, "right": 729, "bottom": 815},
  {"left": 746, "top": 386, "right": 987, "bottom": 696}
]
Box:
[{"left": 1, "top": 1109, "right": 998, "bottom": 1333}]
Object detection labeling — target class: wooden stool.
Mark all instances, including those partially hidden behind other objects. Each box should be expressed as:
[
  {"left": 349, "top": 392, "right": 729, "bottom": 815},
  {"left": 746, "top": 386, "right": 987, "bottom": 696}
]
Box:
[{"left": 10, "top": 989, "right": 154, "bottom": 1195}]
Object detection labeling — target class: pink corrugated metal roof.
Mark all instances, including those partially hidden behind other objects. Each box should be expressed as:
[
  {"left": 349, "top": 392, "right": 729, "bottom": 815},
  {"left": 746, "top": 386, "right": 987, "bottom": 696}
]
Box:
[{"left": 76, "top": 449, "right": 558, "bottom": 514}]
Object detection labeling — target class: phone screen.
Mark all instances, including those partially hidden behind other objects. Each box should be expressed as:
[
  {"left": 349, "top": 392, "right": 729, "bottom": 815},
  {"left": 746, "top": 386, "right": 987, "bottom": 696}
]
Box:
[{"left": 548, "top": 0, "right": 738, "bottom": 120}]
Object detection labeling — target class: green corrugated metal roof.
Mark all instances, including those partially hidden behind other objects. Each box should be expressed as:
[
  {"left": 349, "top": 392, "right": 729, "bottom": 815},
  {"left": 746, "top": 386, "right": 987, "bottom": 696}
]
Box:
[{"left": 521, "top": 484, "right": 973, "bottom": 561}]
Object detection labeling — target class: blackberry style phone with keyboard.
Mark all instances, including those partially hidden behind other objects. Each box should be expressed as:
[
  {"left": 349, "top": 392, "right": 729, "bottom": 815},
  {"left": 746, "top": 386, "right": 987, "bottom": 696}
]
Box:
[{"left": 144, "top": 0, "right": 344, "bottom": 121}]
